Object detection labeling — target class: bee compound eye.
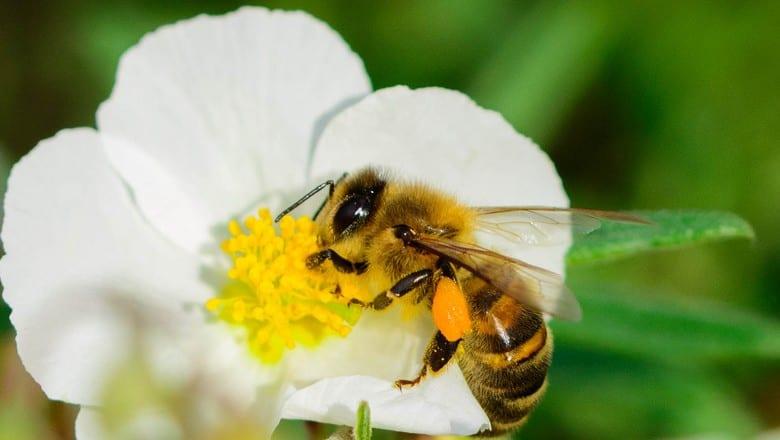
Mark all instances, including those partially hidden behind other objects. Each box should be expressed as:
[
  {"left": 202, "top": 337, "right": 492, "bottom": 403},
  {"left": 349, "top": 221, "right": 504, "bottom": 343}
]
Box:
[{"left": 333, "top": 195, "right": 371, "bottom": 236}]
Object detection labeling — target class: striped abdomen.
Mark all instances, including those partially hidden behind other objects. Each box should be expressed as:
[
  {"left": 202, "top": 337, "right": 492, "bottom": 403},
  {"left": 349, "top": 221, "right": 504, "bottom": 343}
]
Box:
[{"left": 458, "top": 280, "right": 552, "bottom": 436}]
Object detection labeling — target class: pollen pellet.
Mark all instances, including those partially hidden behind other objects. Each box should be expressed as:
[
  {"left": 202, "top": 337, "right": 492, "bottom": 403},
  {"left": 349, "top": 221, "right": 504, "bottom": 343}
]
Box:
[{"left": 432, "top": 277, "right": 472, "bottom": 342}]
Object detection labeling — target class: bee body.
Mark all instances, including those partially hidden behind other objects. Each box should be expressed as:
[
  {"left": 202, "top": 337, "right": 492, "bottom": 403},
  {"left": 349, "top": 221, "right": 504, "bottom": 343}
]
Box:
[
  {"left": 280, "top": 167, "right": 645, "bottom": 436},
  {"left": 459, "top": 277, "right": 551, "bottom": 435}
]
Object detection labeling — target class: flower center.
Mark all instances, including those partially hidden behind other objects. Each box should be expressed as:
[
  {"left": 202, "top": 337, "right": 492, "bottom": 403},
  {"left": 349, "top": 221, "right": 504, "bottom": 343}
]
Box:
[{"left": 205, "top": 208, "right": 366, "bottom": 363}]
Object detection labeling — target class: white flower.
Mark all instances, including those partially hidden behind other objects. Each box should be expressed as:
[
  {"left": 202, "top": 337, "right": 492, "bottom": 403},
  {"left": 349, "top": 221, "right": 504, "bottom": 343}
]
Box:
[{"left": 1, "top": 6, "right": 569, "bottom": 438}]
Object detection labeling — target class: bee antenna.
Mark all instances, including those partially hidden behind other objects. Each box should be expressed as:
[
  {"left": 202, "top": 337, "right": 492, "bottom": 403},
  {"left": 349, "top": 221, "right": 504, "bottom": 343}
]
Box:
[{"left": 274, "top": 180, "right": 335, "bottom": 223}]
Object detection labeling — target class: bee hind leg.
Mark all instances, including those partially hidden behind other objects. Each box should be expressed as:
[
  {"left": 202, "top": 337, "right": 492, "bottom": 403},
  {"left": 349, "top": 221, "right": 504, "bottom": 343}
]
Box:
[
  {"left": 394, "top": 365, "right": 428, "bottom": 389},
  {"left": 395, "top": 331, "right": 460, "bottom": 390}
]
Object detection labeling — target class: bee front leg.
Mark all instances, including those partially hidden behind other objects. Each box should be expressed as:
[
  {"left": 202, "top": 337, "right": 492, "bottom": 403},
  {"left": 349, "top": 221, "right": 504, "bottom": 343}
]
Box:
[
  {"left": 350, "top": 269, "right": 433, "bottom": 310},
  {"left": 306, "top": 249, "right": 368, "bottom": 274},
  {"left": 395, "top": 331, "right": 460, "bottom": 390}
]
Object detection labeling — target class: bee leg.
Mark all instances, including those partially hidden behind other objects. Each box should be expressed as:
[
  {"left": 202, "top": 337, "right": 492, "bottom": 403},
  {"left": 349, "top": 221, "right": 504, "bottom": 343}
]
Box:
[
  {"left": 306, "top": 249, "right": 368, "bottom": 274},
  {"left": 351, "top": 269, "right": 433, "bottom": 310},
  {"left": 394, "top": 366, "right": 428, "bottom": 389},
  {"left": 437, "top": 258, "right": 457, "bottom": 280},
  {"left": 349, "top": 293, "right": 392, "bottom": 310},
  {"left": 413, "top": 258, "right": 456, "bottom": 304},
  {"left": 395, "top": 331, "right": 460, "bottom": 390}
]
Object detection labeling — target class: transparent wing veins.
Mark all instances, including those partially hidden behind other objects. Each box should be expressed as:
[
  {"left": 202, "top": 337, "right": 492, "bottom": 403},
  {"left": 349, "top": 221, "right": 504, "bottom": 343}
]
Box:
[
  {"left": 411, "top": 236, "right": 582, "bottom": 321},
  {"left": 475, "top": 206, "right": 650, "bottom": 247}
]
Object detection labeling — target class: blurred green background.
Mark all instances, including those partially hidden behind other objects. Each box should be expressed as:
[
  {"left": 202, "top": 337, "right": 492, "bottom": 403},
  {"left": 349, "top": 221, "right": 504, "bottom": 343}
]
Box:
[{"left": 1, "top": 1, "right": 778, "bottom": 439}]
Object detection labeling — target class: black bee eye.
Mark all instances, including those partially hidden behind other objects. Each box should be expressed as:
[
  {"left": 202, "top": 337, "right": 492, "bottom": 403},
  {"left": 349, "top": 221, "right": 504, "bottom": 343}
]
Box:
[{"left": 333, "top": 194, "right": 372, "bottom": 236}]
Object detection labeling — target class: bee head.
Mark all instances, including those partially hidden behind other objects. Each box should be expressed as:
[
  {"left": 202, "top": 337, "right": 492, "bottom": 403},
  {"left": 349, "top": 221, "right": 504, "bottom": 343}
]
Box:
[{"left": 325, "top": 168, "right": 387, "bottom": 239}]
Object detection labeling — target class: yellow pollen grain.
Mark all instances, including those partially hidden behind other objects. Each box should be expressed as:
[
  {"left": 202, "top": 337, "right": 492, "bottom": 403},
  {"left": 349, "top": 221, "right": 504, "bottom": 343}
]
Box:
[{"left": 205, "top": 208, "right": 364, "bottom": 363}]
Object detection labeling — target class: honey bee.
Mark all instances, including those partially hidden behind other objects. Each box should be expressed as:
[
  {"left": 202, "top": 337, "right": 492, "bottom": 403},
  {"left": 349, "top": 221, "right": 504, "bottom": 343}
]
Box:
[{"left": 276, "top": 167, "right": 647, "bottom": 436}]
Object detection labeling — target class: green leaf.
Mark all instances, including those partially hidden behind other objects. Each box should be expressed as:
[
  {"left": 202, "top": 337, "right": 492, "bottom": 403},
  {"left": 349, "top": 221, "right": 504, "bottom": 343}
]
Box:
[
  {"left": 354, "top": 401, "right": 371, "bottom": 440},
  {"left": 552, "top": 282, "right": 780, "bottom": 363},
  {"left": 0, "top": 401, "right": 48, "bottom": 440},
  {"left": 469, "top": 3, "right": 616, "bottom": 143},
  {"left": 521, "top": 351, "right": 761, "bottom": 439},
  {"left": 567, "top": 210, "right": 754, "bottom": 266},
  {"left": 0, "top": 144, "right": 12, "bottom": 335},
  {"left": 0, "top": 301, "right": 10, "bottom": 335}
]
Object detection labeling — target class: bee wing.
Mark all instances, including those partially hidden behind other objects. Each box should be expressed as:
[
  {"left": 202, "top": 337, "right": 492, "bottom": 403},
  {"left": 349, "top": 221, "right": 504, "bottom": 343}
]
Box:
[
  {"left": 412, "top": 236, "right": 582, "bottom": 321},
  {"left": 474, "top": 206, "right": 651, "bottom": 246}
]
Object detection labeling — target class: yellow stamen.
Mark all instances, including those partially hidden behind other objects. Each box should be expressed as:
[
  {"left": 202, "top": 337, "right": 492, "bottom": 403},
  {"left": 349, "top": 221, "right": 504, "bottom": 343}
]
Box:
[{"left": 205, "top": 208, "right": 366, "bottom": 363}]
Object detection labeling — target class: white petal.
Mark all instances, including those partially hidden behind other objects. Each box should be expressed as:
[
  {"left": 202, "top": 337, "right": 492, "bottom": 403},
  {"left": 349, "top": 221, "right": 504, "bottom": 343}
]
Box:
[
  {"left": 283, "top": 366, "right": 489, "bottom": 436},
  {"left": 282, "top": 309, "right": 489, "bottom": 435},
  {"left": 310, "top": 86, "right": 570, "bottom": 273},
  {"left": 74, "top": 328, "right": 290, "bottom": 439},
  {"left": 76, "top": 407, "right": 184, "bottom": 440},
  {"left": 188, "top": 323, "right": 293, "bottom": 430},
  {"left": 75, "top": 407, "right": 104, "bottom": 440},
  {"left": 97, "top": 6, "right": 371, "bottom": 253},
  {"left": 285, "top": 308, "right": 431, "bottom": 384},
  {"left": 247, "top": 376, "right": 295, "bottom": 439},
  {"left": 0, "top": 128, "right": 209, "bottom": 405}
]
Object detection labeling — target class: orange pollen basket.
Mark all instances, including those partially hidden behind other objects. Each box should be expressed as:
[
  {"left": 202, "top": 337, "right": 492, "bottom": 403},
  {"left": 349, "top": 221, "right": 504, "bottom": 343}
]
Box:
[{"left": 432, "top": 277, "right": 472, "bottom": 342}]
